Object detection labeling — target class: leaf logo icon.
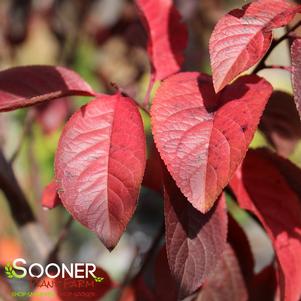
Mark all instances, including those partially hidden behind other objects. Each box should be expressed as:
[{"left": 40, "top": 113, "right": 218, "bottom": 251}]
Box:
[
  {"left": 5, "top": 263, "right": 14, "bottom": 279},
  {"left": 93, "top": 276, "right": 104, "bottom": 283}
]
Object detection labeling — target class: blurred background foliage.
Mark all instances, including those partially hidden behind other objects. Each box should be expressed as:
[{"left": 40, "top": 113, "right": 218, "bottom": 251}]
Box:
[{"left": 0, "top": 0, "right": 301, "bottom": 299}]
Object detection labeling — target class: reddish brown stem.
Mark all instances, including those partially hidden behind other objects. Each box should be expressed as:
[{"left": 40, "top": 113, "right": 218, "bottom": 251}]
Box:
[
  {"left": 253, "top": 20, "right": 301, "bottom": 74},
  {"left": 142, "top": 73, "right": 156, "bottom": 111}
]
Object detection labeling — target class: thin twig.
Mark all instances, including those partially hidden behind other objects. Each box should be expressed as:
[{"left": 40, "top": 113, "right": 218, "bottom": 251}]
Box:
[
  {"left": 0, "top": 148, "right": 35, "bottom": 225},
  {"left": 134, "top": 222, "right": 165, "bottom": 280},
  {"left": 264, "top": 65, "right": 292, "bottom": 72},
  {"left": 9, "top": 110, "right": 34, "bottom": 164},
  {"left": 253, "top": 20, "right": 301, "bottom": 74},
  {"left": 115, "top": 222, "right": 165, "bottom": 301},
  {"left": 142, "top": 72, "right": 156, "bottom": 112},
  {"left": 0, "top": 148, "right": 53, "bottom": 262},
  {"left": 46, "top": 215, "right": 74, "bottom": 265},
  {"left": 114, "top": 247, "right": 139, "bottom": 300}
]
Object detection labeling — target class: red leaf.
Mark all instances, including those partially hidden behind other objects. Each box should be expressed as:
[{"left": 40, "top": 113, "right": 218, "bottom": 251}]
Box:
[
  {"left": 259, "top": 91, "right": 301, "bottom": 157},
  {"left": 195, "top": 244, "right": 248, "bottom": 301},
  {"left": 249, "top": 264, "right": 277, "bottom": 301},
  {"left": 292, "top": 38, "right": 301, "bottom": 120},
  {"left": 119, "top": 277, "right": 154, "bottom": 301},
  {"left": 135, "top": 0, "right": 188, "bottom": 80},
  {"left": 151, "top": 72, "right": 272, "bottom": 213},
  {"left": 154, "top": 246, "right": 178, "bottom": 301},
  {"left": 55, "top": 93, "right": 146, "bottom": 249},
  {"left": 230, "top": 148, "right": 301, "bottom": 301},
  {"left": 210, "top": 0, "right": 300, "bottom": 92},
  {"left": 163, "top": 169, "right": 228, "bottom": 299},
  {"left": 264, "top": 149, "right": 301, "bottom": 200},
  {"left": 142, "top": 143, "right": 163, "bottom": 193},
  {"left": 228, "top": 215, "right": 254, "bottom": 288},
  {"left": 35, "top": 98, "right": 70, "bottom": 135},
  {"left": 41, "top": 180, "right": 61, "bottom": 209},
  {"left": 0, "top": 66, "right": 94, "bottom": 112}
]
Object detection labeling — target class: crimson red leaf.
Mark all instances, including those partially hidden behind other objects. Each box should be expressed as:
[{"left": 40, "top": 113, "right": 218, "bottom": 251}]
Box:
[
  {"left": 151, "top": 72, "right": 272, "bottom": 213},
  {"left": 259, "top": 91, "right": 301, "bottom": 157},
  {"left": 35, "top": 98, "right": 70, "bottom": 135},
  {"left": 119, "top": 277, "right": 154, "bottom": 301},
  {"left": 154, "top": 246, "right": 178, "bottom": 301},
  {"left": 41, "top": 180, "right": 61, "bottom": 209},
  {"left": 230, "top": 148, "right": 301, "bottom": 301},
  {"left": 195, "top": 244, "right": 248, "bottom": 301},
  {"left": 210, "top": 0, "right": 300, "bottom": 92},
  {"left": 0, "top": 66, "right": 94, "bottom": 112},
  {"left": 163, "top": 169, "right": 228, "bottom": 299},
  {"left": 228, "top": 215, "right": 254, "bottom": 288},
  {"left": 142, "top": 143, "right": 163, "bottom": 194},
  {"left": 249, "top": 264, "right": 277, "bottom": 301},
  {"left": 265, "top": 150, "right": 301, "bottom": 200},
  {"left": 292, "top": 38, "right": 301, "bottom": 120},
  {"left": 136, "top": 0, "right": 188, "bottom": 80},
  {"left": 55, "top": 93, "right": 146, "bottom": 249}
]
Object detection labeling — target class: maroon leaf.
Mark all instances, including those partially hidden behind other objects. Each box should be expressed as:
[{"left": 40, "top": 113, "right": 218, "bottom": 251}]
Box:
[
  {"left": 210, "top": 0, "right": 301, "bottom": 92},
  {"left": 230, "top": 148, "right": 301, "bottom": 301},
  {"left": 0, "top": 66, "right": 95, "bottom": 112},
  {"left": 136, "top": 0, "right": 188, "bottom": 80},
  {"left": 142, "top": 143, "right": 163, "bottom": 194},
  {"left": 259, "top": 91, "right": 301, "bottom": 157},
  {"left": 292, "top": 38, "right": 301, "bottom": 120},
  {"left": 163, "top": 168, "right": 228, "bottom": 299},
  {"left": 154, "top": 246, "right": 178, "bottom": 301},
  {"left": 249, "top": 264, "right": 277, "bottom": 301},
  {"left": 228, "top": 215, "right": 254, "bottom": 288},
  {"left": 195, "top": 244, "right": 248, "bottom": 301},
  {"left": 151, "top": 72, "right": 272, "bottom": 213},
  {"left": 55, "top": 93, "right": 146, "bottom": 249},
  {"left": 35, "top": 98, "right": 70, "bottom": 135},
  {"left": 119, "top": 277, "right": 155, "bottom": 301},
  {"left": 41, "top": 180, "right": 61, "bottom": 209},
  {"left": 264, "top": 150, "right": 301, "bottom": 200}
]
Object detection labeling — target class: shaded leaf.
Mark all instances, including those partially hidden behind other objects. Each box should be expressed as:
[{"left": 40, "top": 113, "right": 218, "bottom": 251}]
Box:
[
  {"left": 119, "top": 277, "right": 155, "bottom": 301},
  {"left": 230, "top": 148, "right": 301, "bottom": 301},
  {"left": 195, "top": 244, "right": 248, "bottom": 301},
  {"left": 292, "top": 38, "right": 301, "bottom": 120},
  {"left": 35, "top": 98, "right": 70, "bottom": 135},
  {"left": 249, "top": 264, "right": 277, "bottom": 301},
  {"left": 228, "top": 215, "right": 254, "bottom": 288},
  {"left": 136, "top": 0, "right": 188, "bottom": 80},
  {"left": 41, "top": 180, "right": 61, "bottom": 209},
  {"left": 264, "top": 150, "right": 301, "bottom": 200},
  {"left": 151, "top": 72, "right": 272, "bottom": 212},
  {"left": 259, "top": 91, "right": 301, "bottom": 157},
  {"left": 163, "top": 168, "right": 228, "bottom": 299},
  {"left": 210, "top": 0, "right": 300, "bottom": 92},
  {"left": 142, "top": 143, "right": 163, "bottom": 194},
  {"left": 0, "top": 66, "right": 94, "bottom": 112},
  {"left": 55, "top": 93, "right": 146, "bottom": 249},
  {"left": 154, "top": 246, "right": 178, "bottom": 301}
]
